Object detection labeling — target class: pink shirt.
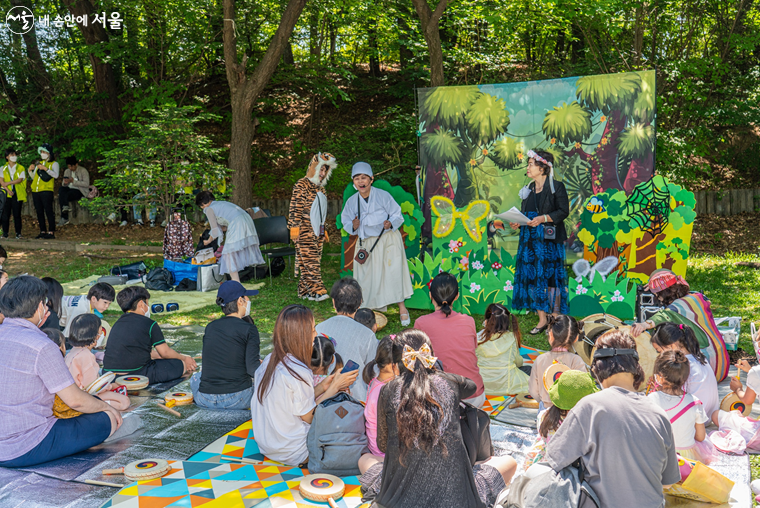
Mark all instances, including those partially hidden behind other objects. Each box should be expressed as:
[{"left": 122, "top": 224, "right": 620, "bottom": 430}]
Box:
[
  {"left": 65, "top": 347, "right": 100, "bottom": 390},
  {"left": 365, "top": 377, "right": 388, "bottom": 457},
  {"left": 414, "top": 310, "right": 484, "bottom": 398}
]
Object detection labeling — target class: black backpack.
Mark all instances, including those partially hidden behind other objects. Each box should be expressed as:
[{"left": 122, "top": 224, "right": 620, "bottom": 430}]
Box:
[{"left": 144, "top": 267, "right": 174, "bottom": 292}]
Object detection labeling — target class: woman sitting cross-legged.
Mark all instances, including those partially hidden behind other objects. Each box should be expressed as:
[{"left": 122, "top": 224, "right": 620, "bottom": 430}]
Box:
[
  {"left": 190, "top": 281, "right": 261, "bottom": 410},
  {"left": 251, "top": 304, "right": 358, "bottom": 466},
  {"left": 358, "top": 329, "right": 517, "bottom": 508}
]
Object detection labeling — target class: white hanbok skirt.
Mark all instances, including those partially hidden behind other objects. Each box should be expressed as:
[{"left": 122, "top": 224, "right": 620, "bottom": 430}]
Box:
[
  {"left": 219, "top": 213, "right": 265, "bottom": 274},
  {"left": 354, "top": 229, "right": 413, "bottom": 310}
]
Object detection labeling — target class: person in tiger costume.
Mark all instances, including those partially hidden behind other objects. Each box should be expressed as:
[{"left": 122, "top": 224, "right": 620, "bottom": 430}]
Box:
[{"left": 288, "top": 153, "right": 337, "bottom": 301}]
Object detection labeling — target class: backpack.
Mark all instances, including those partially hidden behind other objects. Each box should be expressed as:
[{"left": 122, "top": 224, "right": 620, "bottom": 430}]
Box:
[
  {"left": 307, "top": 392, "right": 368, "bottom": 476},
  {"left": 460, "top": 401, "right": 493, "bottom": 466},
  {"left": 144, "top": 267, "right": 175, "bottom": 292},
  {"left": 163, "top": 219, "right": 194, "bottom": 260},
  {"left": 498, "top": 460, "right": 600, "bottom": 508}
]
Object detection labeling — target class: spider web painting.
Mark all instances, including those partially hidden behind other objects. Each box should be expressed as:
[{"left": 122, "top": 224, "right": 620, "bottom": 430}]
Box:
[{"left": 625, "top": 179, "right": 671, "bottom": 236}]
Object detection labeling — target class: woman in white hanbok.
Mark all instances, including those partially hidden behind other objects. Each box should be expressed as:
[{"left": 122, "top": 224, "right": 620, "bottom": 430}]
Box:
[
  {"left": 340, "top": 162, "right": 413, "bottom": 325},
  {"left": 196, "top": 191, "right": 264, "bottom": 282}
]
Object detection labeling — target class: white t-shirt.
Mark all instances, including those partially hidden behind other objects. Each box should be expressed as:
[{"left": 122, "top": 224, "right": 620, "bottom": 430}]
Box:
[
  {"left": 61, "top": 296, "right": 90, "bottom": 338},
  {"left": 745, "top": 366, "right": 760, "bottom": 395},
  {"left": 251, "top": 353, "right": 316, "bottom": 466},
  {"left": 648, "top": 391, "right": 708, "bottom": 448},
  {"left": 684, "top": 354, "right": 719, "bottom": 416}
]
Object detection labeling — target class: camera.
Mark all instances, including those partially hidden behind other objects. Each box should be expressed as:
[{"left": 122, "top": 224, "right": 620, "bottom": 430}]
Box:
[
  {"left": 544, "top": 224, "right": 556, "bottom": 240},
  {"left": 354, "top": 248, "right": 369, "bottom": 265}
]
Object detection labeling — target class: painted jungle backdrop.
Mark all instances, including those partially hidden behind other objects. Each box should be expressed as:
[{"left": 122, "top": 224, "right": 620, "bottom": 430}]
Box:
[{"left": 416, "top": 70, "right": 657, "bottom": 252}]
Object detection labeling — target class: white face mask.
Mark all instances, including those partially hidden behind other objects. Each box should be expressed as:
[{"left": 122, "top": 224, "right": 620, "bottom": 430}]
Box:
[
  {"left": 245, "top": 299, "right": 251, "bottom": 316},
  {"left": 8, "top": 156, "right": 17, "bottom": 162},
  {"left": 40, "top": 153, "right": 49, "bottom": 160}
]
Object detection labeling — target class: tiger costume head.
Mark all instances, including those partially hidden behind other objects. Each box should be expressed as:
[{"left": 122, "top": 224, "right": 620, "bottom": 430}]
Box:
[{"left": 307, "top": 152, "right": 337, "bottom": 187}]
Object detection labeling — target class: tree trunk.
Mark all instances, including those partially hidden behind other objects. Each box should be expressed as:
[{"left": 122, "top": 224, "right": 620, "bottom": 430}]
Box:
[
  {"left": 145, "top": 0, "right": 166, "bottom": 82},
  {"left": 283, "top": 41, "right": 295, "bottom": 65},
  {"left": 309, "top": 9, "right": 320, "bottom": 61},
  {"left": 411, "top": 0, "right": 448, "bottom": 87},
  {"left": 61, "top": 0, "right": 122, "bottom": 127},
  {"left": 11, "top": 0, "right": 51, "bottom": 95},
  {"left": 223, "top": 0, "right": 307, "bottom": 208},
  {"left": 633, "top": 3, "right": 645, "bottom": 66},
  {"left": 368, "top": 21, "right": 380, "bottom": 76}
]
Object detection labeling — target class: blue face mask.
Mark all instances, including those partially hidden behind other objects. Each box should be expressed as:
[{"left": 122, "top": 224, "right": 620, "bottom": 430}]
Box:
[{"left": 94, "top": 309, "right": 104, "bottom": 318}]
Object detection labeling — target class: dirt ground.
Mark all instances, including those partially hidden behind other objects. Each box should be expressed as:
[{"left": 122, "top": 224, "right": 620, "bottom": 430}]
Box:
[{"left": 690, "top": 212, "right": 760, "bottom": 255}]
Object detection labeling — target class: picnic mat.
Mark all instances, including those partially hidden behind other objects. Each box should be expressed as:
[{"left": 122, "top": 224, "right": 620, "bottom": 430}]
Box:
[
  {"left": 99, "top": 460, "right": 367, "bottom": 508},
  {"left": 62, "top": 275, "right": 264, "bottom": 313}
]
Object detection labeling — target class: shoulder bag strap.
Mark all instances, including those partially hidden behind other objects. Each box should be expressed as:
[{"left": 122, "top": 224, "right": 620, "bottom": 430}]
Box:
[{"left": 669, "top": 400, "right": 697, "bottom": 424}]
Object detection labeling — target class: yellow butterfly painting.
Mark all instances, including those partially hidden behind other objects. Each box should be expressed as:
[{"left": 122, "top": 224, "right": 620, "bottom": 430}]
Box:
[{"left": 430, "top": 196, "right": 489, "bottom": 243}]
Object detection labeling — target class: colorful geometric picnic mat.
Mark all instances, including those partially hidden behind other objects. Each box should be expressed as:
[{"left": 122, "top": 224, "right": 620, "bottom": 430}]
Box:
[
  {"left": 519, "top": 345, "right": 542, "bottom": 366},
  {"left": 100, "top": 459, "right": 368, "bottom": 508}
]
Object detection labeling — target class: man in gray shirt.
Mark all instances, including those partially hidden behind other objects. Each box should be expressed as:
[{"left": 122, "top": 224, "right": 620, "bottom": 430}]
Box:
[{"left": 316, "top": 277, "right": 378, "bottom": 402}]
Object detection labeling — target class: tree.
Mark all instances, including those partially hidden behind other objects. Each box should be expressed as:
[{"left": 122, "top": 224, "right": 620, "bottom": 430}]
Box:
[
  {"left": 83, "top": 105, "right": 229, "bottom": 220},
  {"left": 61, "top": 0, "right": 122, "bottom": 126},
  {"left": 543, "top": 71, "right": 656, "bottom": 195},
  {"left": 411, "top": 0, "right": 449, "bottom": 87},
  {"left": 223, "top": 0, "right": 307, "bottom": 208}
]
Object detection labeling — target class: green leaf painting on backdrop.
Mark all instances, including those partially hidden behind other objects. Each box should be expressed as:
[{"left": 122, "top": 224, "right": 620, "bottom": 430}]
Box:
[{"left": 416, "top": 71, "right": 656, "bottom": 252}]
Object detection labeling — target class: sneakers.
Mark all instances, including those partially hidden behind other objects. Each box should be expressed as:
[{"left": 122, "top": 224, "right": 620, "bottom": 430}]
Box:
[
  {"left": 46, "top": 232, "right": 55, "bottom": 239},
  {"left": 150, "top": 220, "right": 156, "bottom": 227},
  {"left": 35, "top": 233, "right": 45, "bottom": 239},
  {"left": 119, "top": 220, "right": 128, "bottom": 227},
  {"left": 160, "top": 220, "right": 167, "bottom": 227},
  {"left": 1, "top": 234, "right": 7, "bottom": 239},
  {"left": 305, "top": 293, "right": 330, "bottom": 302},
  {"left": 135, "top": 220, "right": 145, "bottom": 227},
  {"left": 15, "top": 233, "right": 22, "bottom": 239}
]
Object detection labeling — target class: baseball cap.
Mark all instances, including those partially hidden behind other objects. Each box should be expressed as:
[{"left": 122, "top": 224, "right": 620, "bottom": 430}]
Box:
[{"left": 217, "top": 280, "right": 258, "bottom": 305}]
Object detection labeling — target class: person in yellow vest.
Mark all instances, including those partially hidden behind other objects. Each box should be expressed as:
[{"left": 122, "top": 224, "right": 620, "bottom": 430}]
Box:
[
  {"left": 1, "top": 148, "right": 27, "bottom": 239},
  {"left": 30, "top": 144, "right": 60, "bottom": 239}
]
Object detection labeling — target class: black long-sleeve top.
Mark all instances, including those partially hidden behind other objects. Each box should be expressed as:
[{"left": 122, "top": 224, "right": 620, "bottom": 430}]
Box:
[
  {"left": 198, "top": 315, "right": 260, "bottom": 394},
  {"left": 520, "top": 180, "right": 570, "bottom": 243},
  {"left": 372, "top": 372, "right": 484, "bottom": 508}
]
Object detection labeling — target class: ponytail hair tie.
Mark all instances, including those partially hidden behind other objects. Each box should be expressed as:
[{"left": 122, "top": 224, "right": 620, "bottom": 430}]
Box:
[
  {"left": 679, "top": 324, "right": 684, "bottom": 330},
  {"left": 442, "top": 301, "right": 449, "bottom": 306},
  {"left": 390, "top": 334, "right": 396, "bottom": 340}
]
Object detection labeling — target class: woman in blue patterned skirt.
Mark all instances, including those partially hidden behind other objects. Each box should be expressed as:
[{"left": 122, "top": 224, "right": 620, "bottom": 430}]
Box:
[{"left": 509, "top": 150, "right": 570, "bottom": 335}]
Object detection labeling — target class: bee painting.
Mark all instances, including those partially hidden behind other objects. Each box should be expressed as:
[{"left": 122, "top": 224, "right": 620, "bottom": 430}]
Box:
[{"left": 585, "top": 197, "right": 606, "bottom": 214}]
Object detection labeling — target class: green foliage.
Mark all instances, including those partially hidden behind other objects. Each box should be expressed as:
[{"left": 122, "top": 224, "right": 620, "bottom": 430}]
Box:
[
  {"left": 465, "top": 93, "right": 510, "bottom": 144},
  {"left": 576, "top": 73, "right": 641, "bottom": 114},
  {"left": 618, "top": 123, "right": 655, "bottom": 159},
  {"left": 83, "top": 105, "right": 229, "bottom": 219},
  {"left": 542, "top": 102, "right": 593, "bottom": 144},
  {"left": 421, "top": 129, "right": 465, "bottom": 167}
]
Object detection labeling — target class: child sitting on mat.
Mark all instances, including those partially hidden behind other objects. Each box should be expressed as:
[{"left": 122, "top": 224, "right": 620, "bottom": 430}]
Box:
[
  {"left": 65, "top": 314, "right": 130, "bottom": 410},
  {"left": 651, "top": 322, "right": 718, "bottom": 416},
  {"left": 524, "top": 369, "right": 597, "bottom": 469},
  {"left": 529, "top": 315, "right": 587, "bottom": 409},
  {"left": 648, "top": 350, "right": 716, "bottom": 464},
  {"left": 476, "top": 303, "right": 529, "bottom": 396},
  {"left": 103, "top": 286, "right": 196, "bottom": 384},
  {"left": 363, "top": 336, "right": 399, "bottom": 459},
  {"left": 310, "top": 334, "right": 344, "bottom": 387},
  {"left": 354, "top": 308, "right": 378, "bottom": 334}
]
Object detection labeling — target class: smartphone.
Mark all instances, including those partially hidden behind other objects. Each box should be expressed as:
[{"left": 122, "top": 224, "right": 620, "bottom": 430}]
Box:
[{"left": 341, "top": 360, "right": 360, "bottom": 374}]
